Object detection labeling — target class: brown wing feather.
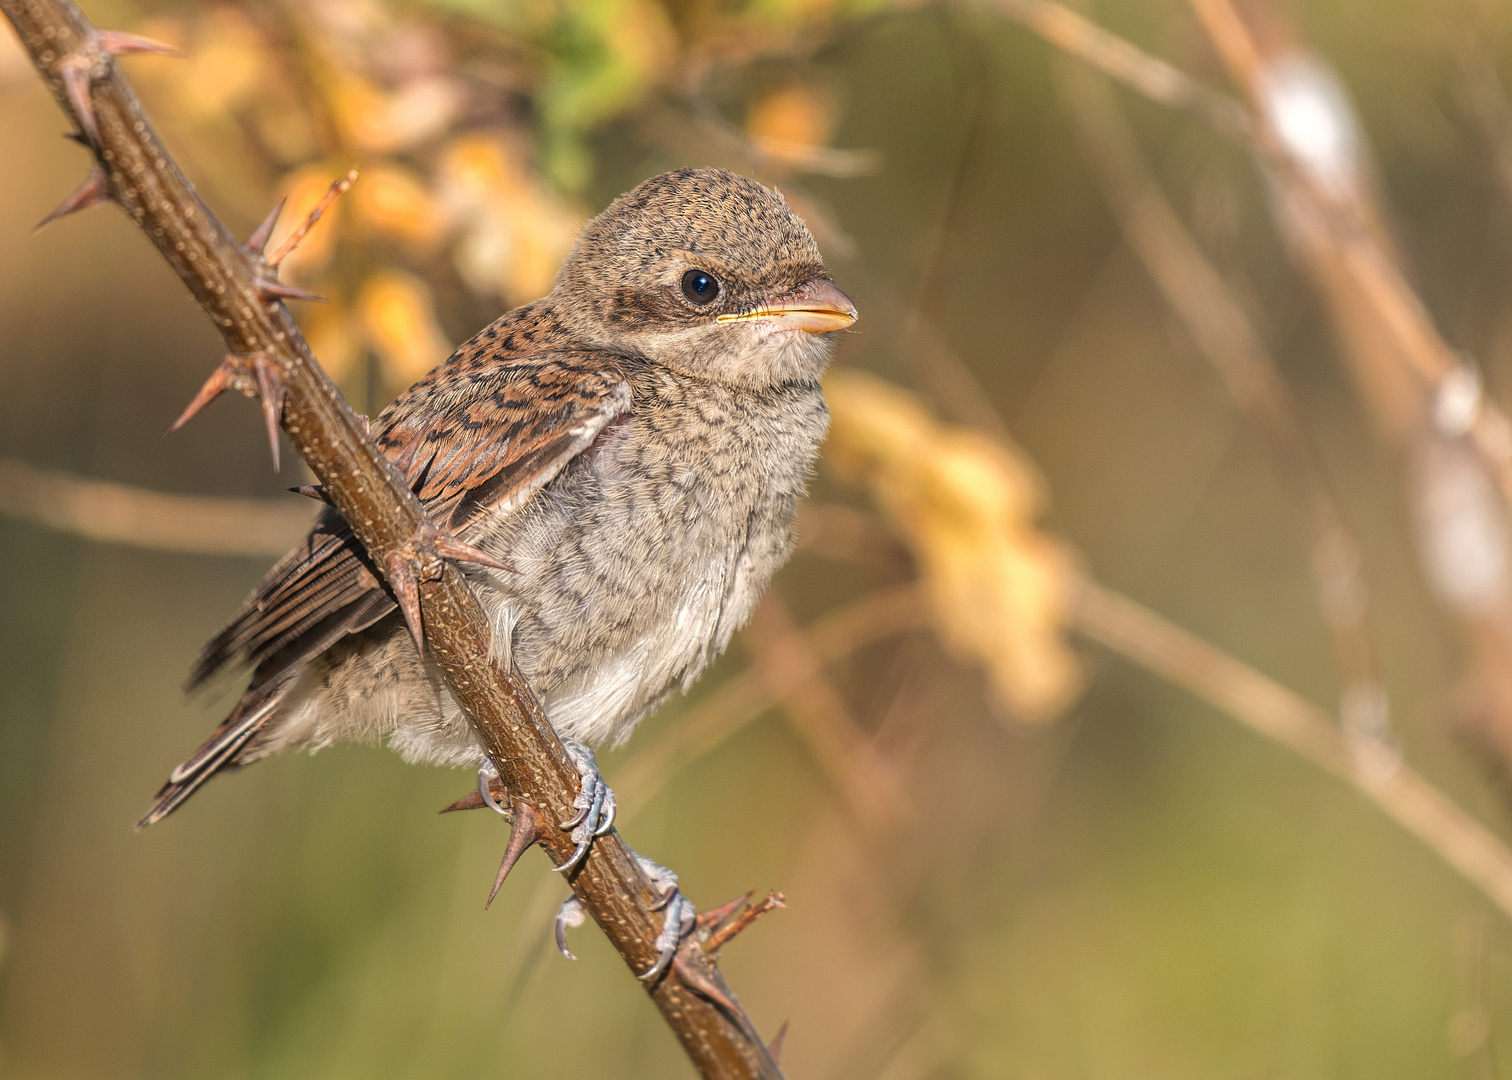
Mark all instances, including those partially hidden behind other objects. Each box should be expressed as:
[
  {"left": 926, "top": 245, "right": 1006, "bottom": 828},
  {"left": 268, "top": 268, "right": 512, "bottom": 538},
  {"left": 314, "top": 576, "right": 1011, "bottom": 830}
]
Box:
[
  {"left": 185, "top": 350, "right": 631, "bottom": 700},
  {"left": 145, "top": 347, "right": 631, "bottom": 826}
]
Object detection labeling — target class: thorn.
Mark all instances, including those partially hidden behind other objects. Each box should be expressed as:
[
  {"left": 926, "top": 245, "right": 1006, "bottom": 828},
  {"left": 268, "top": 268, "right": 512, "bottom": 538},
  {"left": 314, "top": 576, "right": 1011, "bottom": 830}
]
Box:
[
  {"left": 267, "top": 169, "right": 357, "bottom": 269},
  {"left": 767, "top": 1021, "right": 788, "bottom": 1063},
  {"left": 672, "top": 954, "right": 739, "bottom": 1016},
  {"left": 386, "top": 550, "right": 423, "bottom": 655},
  {"left": 251, "top": 356, "right": 286, "bottom": 472},
  {"left": 705, "top": 891, "right": 786, "bottom": 954},
  {"left": 60, "top": 57, "right": 98, "bottom": 145},
  {"left": 63, "top": 132, "right": 88, "bottom": 146},
  {"left": 696, "top": 891, "right": 754, "bottom": 934},
  {"left": 486, "top": 802, "right": 544, "bottom": 909},
  {"left": 245, "top": 197, "right": 286, "bottom": 256},
  {"left": 440, "top": 789, "right": 488, "bottom": 813},
  {"left": 427, "top": 529, "right": 514, "bottom": 573},
  {"left": 166, "top": 358, "right": 236, "bottom": 434},
  {"left": 96, "top": 30, "right": 181, "bottom": 57},
  {"left": 288, "top": 485, "right": 331, "bottom": 504},
  {"left": 35, "top": 165, "right": 110, "bottom": 231},
  {"left": 257, "top": 278, "right": 326, "bottom": 304}
]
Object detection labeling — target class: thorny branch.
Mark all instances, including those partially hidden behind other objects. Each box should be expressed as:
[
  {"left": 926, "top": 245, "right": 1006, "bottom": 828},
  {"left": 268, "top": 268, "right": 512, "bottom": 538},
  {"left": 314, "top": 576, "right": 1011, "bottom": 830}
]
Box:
[{"left": 0, "top": 0, "right": 781, "bottom": 1075}]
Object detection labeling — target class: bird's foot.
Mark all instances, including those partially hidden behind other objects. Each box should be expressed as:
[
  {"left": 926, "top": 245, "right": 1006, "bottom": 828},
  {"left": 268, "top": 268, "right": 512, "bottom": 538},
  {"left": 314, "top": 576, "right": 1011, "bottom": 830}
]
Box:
[
  {"left": 637, "top": 854, "right": 696, "bottom": 983},
  {"left": 554, "top": 739, "right": 617, "bottom": 875},
  {"left": 442, "top": 744, "right": 617, "bottom": 905},
  {"left": 552, "top": 853, "right": 694, "bottom": 983}
]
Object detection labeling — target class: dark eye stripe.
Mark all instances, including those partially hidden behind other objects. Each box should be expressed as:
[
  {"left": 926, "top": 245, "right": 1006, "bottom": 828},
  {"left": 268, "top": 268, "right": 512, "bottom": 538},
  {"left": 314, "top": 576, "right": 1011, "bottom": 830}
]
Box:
[{"left": 681, "top": 269, "right": 720, "bottom": 305}]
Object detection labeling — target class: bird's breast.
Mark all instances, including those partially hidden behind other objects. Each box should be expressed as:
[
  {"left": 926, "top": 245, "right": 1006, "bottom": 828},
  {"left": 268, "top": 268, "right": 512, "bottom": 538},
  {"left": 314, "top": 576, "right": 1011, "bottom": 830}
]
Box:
[{"left": 497, "top": 377, "right": 829, "bottom": 745}]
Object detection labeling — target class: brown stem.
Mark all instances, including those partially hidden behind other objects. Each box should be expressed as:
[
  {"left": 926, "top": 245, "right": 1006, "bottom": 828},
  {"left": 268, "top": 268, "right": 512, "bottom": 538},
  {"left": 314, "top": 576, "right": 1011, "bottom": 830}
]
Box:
[
  {"left": 705, "top": 892, "right": 787, "bottom": 954},
  {"left": 0, "top": 0, "right": 780, "bottom": 1074}
]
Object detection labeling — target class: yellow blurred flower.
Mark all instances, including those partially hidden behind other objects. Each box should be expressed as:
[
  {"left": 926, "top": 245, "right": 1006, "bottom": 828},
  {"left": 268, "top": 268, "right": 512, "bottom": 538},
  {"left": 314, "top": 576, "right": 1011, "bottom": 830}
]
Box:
[
  {"left": 746, "top": 84, "right": 834, "bottom": 162},
  {"left": 824, "top": 371, "right": 1081, "bottom": 722},
  {"left": 350, "top": 165, "right": 442, "bottom": 248},
  {"left": 609, "top": 0, "right": 678, "bottom": 89},
  {"left": 442, "top": 133, "right": 531, "bottom": 203},
  {"left": 174, "top": 8, "right": 266, "bottom": 118},
  {"left": 439, "top": 134, "right": 582, "bottom": 304},
  {"left": 358, "top": 271, "right": 451, "bottom": 385},
  {"left": 298, "top": 305, "right": 361, "bottom": 385},
  {"left": 331, "top": 73, "right": 461, "bottom": 154}
]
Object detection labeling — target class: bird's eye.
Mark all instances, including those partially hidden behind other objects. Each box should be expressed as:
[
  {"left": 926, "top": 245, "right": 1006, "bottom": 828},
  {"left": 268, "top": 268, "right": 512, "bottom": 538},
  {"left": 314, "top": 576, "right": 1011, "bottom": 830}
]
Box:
[{"left": 681, "top": 269, "right": 720, "bottom": 305}]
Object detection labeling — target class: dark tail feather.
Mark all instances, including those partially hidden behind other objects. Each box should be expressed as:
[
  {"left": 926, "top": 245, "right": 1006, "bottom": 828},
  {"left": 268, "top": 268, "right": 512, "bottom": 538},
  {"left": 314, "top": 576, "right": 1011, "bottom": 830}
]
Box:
[{"left": 136, "top": 690, "right": 283, "bottom": 829}]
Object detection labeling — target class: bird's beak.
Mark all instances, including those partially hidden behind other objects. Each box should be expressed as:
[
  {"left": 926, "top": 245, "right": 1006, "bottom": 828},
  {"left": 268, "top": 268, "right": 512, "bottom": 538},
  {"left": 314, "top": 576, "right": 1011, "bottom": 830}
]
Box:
[{"left": 717, "top": 278, "right": 858, "bottom": 334}]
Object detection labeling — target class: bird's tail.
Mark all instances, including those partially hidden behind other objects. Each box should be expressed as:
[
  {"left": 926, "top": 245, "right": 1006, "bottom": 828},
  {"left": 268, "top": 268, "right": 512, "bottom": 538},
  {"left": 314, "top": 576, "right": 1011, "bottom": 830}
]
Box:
[{"left": 135, "top": 688, "right": 284, "bottom": 829}]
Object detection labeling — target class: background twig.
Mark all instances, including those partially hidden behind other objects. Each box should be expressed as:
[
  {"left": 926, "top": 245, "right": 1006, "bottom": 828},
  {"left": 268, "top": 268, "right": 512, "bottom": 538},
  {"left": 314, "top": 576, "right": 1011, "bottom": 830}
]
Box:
[
  {"left": 0, "top": 456, "right": 311, "bottom": 556},
  {"left": 1071, "top": 578, "right": 1512, "bottom": 922}
]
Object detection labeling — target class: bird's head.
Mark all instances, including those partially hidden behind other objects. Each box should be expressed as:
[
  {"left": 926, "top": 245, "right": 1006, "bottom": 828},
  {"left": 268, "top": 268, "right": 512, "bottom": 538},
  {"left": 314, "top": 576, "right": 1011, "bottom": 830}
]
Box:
[{"left": 553, "top": 168, "right": 856, "bottom": 387}]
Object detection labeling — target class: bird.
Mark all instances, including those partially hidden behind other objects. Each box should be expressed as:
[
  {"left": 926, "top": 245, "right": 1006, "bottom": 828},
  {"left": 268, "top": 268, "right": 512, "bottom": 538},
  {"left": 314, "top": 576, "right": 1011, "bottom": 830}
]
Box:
[{"left": 139, "top": 167, "right": 858, "bottom": 896}]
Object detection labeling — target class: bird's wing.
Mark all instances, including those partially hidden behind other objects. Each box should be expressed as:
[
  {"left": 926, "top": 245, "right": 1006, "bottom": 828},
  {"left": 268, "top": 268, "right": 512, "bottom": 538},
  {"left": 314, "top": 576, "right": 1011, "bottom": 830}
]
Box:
[
  {"left": 186, "top": 352, "right": 632, "bottom": 697},
  {"left": 143, "top": 349, "right": 630, "bottom": 828}
]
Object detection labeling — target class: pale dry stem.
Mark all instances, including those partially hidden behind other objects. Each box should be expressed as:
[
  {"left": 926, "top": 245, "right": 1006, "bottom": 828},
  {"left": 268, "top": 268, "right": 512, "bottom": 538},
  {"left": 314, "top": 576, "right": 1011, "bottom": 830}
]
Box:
[
  {"left": 993, "top": 0, "right": 1250, "bottom": 138},
  {"left": 1058, "top": 64, "right": 1387, "bottom": 743},
  {"left": 744, "top": 596, "right": 909, "bottom": 832},
  {"left": 1072, "top": 578, "right": 1512, "bottom": 922},
  {"left": 986, "top": 0, "right": 1512, "bottom": 887},
  {"left": 1186, "top": 0, "right": 1512, "bottom": 500},
  {"left": 0, "top": 455, "right": 313, "bottom": 556}
]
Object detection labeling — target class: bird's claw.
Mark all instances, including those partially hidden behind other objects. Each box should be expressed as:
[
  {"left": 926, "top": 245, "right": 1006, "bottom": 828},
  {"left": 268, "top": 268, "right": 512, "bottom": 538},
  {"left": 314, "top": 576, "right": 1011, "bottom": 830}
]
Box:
[
  {"left": 478, "top": 758, "right": 509, "bottom": 816},
  {"left": 549, "top": 852, "right": 694, "bottom": 984},
  {"left": 555, "top": 896, "right": 586, "bottom": 960},
  {"left": 644, "top": 866, "right": 740, "bottom": 1014},
  {"left": 553, "top": 739, "right": 617, "bottom": 874},
  {"left": 472, "top": 751, "right": 690, "bottom": 985},
  {"left": 635, "top": 854, "right": 694, "bottom": 984}
]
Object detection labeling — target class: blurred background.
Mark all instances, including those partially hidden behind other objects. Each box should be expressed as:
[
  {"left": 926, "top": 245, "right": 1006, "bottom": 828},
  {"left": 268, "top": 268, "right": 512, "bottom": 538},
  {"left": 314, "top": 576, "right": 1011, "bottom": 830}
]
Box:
[{"left": 8, "top": 0, "right": 1512, "bottom": 1075}]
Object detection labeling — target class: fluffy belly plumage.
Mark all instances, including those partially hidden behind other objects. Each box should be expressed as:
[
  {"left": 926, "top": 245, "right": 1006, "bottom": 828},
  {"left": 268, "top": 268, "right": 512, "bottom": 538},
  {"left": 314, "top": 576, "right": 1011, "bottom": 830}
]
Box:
[{"left": 254, "top": 377, "right": 821, "bottom": 772}]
